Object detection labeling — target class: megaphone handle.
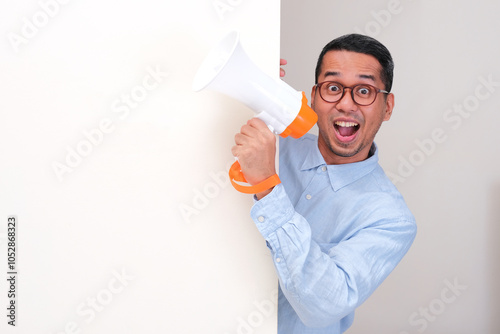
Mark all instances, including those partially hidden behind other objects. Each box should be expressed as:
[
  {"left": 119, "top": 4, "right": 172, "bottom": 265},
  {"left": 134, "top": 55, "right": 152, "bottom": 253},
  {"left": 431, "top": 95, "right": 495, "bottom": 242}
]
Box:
[
  {"left": 229, "top": 160, "right": 281, "bottom": 194},
  {"left": 254, "top": 112, "right": 278, "bottom": 135}
]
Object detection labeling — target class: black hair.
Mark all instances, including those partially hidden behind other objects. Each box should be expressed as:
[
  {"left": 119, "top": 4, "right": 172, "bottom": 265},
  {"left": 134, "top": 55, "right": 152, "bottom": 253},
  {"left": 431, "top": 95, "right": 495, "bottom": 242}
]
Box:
[{"left": 315, "top": 34, "right": 394, "bottom": 92}]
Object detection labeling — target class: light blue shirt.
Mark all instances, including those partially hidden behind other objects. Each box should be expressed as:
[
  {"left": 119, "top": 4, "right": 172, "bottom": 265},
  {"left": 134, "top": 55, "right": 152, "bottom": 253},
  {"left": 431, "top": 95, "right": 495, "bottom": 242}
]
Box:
[{"left": 250, "top": 134, "right": 417, "bottom": 333}]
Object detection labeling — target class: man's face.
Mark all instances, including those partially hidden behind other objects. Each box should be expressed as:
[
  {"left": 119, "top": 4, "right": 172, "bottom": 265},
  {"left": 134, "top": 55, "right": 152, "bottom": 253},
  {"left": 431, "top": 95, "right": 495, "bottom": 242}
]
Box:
[{"left": 311, "top": 50, "right": 394, "bottom": 165}]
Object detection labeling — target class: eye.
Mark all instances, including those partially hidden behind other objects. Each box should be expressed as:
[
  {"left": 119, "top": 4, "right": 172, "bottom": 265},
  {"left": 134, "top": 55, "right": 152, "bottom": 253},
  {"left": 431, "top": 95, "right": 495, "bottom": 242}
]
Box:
[
  {"left": 326, "top": 83, "right": 342, "bottom": 93},
  {"left": 355, "top": 86, "right": 372, "bottom": 96}
]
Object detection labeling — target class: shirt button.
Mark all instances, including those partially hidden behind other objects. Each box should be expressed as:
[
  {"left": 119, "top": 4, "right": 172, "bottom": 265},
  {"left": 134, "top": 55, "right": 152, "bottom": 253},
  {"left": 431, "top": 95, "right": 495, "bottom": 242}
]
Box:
[
  {"left": 305, "top": 194, "right": 312, "bottom": 200},
  {"left": 276, "top": 258, "right": 281, "bottom": 263},
  {"left": 321, "top": 166, "right": 327, "bottom": 172},
  {"left": 258, "top": 216, "right": 265, "bottom": 222}
]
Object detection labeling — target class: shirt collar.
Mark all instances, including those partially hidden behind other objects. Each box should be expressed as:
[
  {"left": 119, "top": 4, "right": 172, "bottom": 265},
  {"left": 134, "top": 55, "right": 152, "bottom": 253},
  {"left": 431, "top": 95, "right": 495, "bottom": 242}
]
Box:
[{"left": 300, "top": 138, "right": 379, "bottom": 191}]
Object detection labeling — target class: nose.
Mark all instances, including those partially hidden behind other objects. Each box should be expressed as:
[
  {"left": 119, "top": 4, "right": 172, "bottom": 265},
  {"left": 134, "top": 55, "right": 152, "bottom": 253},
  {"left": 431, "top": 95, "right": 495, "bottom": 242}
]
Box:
[{"left": 336, "top": 87, "right": 357, "bottom": 112}]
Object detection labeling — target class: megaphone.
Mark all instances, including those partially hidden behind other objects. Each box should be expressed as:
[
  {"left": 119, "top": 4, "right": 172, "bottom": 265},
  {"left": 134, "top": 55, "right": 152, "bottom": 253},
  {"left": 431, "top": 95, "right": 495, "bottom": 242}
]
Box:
[{"left": 192, "top": 31, "right": 317, "bottom": 194}]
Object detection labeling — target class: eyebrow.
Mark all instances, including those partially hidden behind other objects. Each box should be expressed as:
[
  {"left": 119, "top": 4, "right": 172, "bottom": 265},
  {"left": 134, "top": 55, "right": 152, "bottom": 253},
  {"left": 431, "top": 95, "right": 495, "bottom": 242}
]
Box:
[
  {"left": 323, "top": 71, "right": 340, "bottom": 78},
  {"left": 323, "top": 71, "right": 376, "bottom": 83},
  {"left": 359, "top": 74, "right": 376, "bottom": 83}
]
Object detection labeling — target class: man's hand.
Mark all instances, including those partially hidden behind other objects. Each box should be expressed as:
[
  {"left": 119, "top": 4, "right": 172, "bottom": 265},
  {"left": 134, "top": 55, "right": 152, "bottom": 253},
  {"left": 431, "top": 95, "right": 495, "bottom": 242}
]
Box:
[
  {"left": 231, "top": 118, "right": 277, "bottom": 199},
  {"left": 280, "top": 58, "right": 287, "bottom": 77}
]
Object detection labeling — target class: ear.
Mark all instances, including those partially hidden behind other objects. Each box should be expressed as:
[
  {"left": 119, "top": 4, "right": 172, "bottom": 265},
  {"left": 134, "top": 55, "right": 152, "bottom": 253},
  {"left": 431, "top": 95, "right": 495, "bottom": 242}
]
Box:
[
  {"left": 310, "top": 85, "right": 317, "bottom": 110},
  {"left": 383, "top": 93, "right": 395, "bottom": 121}
]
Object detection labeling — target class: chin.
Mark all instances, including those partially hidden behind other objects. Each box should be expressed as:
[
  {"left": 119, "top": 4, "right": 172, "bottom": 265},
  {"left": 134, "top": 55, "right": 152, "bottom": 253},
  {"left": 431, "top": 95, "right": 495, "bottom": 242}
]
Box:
[{"left": 331, "top": 147, "right": 359, "bottom": 158}]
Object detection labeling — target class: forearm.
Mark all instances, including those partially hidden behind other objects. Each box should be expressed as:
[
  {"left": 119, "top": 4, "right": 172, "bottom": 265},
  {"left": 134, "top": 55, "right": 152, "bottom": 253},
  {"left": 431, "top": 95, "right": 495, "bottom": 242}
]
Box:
[
  {"left": 251, "top": 185, "right": 355, "bottom": 326},
  {"left": 251, "top": 184, "right": 417, "bottom": 327}
]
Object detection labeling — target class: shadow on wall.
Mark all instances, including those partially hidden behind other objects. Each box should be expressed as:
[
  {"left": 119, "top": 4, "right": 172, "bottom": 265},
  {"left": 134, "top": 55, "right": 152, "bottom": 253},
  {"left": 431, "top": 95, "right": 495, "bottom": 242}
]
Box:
[{"left": 489, "top": 183, "right": 500, "bottom": 331}]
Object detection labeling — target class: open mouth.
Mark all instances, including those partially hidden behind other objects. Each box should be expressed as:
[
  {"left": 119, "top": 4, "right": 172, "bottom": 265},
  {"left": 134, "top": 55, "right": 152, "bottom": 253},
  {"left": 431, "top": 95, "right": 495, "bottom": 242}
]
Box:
[{"left": 334, "top": 121, "right": 360, "bottom": 140}]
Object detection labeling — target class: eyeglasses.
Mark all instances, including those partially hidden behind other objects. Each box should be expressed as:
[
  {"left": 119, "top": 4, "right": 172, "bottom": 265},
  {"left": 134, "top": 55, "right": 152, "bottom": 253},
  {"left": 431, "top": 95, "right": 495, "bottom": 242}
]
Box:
[{"left": 315, "top": 81, "right": 389, "bottom": 106}]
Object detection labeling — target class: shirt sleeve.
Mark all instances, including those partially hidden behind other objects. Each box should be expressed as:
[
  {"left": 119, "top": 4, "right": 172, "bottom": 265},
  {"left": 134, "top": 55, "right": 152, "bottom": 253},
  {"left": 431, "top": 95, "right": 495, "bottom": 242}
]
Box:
[{"left": 250, "top": 184, "right": 417, "bottom": 328}]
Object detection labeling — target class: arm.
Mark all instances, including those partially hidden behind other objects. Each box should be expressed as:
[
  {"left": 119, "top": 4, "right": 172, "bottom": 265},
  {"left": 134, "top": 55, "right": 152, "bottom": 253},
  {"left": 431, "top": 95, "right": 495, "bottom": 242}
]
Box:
[
  {"left": 230, "top": 57, "right": 287, "bottom": 197},
  {"left": 250, "top": 185, "right": 417, "bottom": 328},
  {"left": 231, "top": 118, "right": 277, "bottom": 200}
]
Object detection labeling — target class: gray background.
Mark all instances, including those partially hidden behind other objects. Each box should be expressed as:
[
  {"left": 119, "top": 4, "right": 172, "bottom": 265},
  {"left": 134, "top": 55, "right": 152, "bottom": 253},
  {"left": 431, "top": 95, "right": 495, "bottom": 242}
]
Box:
[{"left": 281, "top": 1, "right": 500, "bottom": 333}]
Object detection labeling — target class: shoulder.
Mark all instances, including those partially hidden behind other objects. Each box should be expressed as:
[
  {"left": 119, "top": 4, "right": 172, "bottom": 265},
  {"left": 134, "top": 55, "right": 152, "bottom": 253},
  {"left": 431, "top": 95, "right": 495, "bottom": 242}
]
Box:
[
  {"left": 357, "top": 165, "right": 416, "bottom": 225},
  {"left": 280, "top": 133, "right": 317, "bottom": 156}
]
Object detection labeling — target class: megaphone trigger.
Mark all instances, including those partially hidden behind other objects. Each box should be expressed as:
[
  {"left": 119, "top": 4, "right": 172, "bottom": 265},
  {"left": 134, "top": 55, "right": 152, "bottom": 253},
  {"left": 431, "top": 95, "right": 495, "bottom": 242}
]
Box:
[{"left": 266, "top": 124, "right": 276, "bottom": 134}]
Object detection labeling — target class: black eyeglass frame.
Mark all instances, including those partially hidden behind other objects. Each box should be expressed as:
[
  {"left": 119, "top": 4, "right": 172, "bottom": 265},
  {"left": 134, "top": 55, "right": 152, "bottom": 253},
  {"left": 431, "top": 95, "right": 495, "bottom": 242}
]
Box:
[{"left": 314, "top": 81, "right": 390, "bottom": 106}]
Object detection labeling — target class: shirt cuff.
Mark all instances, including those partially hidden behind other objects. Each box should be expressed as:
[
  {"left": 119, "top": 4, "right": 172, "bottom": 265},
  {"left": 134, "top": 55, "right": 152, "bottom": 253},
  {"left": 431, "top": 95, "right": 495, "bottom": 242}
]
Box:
[{"left": 250, "top": 184, "right": 296, "bottom": 240}]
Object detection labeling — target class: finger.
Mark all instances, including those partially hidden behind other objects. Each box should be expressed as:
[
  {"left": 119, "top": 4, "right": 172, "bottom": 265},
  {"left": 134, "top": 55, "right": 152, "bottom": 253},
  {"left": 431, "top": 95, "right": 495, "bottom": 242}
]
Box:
[
  {"left": 234, "top": 128, "right": 263, "bottom": 147},
  {"left": 234, "top": 132, "right": 249, "bottom": 146},
  {"left": 231, "top": 145, "right": 239, "bottom": 157},
  {"left": 238, "top": 121, "right": 267, "bottom": 140},
  {"left": 247, "top": 117, "right": 268, "bottom": 130},
  {"left": 246, "top": 118, "right": 274, "bottom": 136},
  {"left": 238, "top": 123, "right": 259, "bottom": 139},
  {"left": 280, "top": 59, "right": 287, "bottom": 77}
]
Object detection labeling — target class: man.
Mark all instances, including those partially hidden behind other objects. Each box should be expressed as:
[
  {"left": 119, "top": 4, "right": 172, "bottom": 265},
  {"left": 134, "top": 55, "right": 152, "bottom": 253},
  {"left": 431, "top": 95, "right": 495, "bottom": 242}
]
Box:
[{"left": 231, "top": 34, "right": 417, "bottom": 333}]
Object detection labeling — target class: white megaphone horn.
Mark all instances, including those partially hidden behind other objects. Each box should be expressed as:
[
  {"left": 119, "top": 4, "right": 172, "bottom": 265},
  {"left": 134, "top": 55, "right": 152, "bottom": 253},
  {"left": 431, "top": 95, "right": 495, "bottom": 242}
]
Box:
[{"left": 192, "top": 31, "right": 317, "bottom": 194}]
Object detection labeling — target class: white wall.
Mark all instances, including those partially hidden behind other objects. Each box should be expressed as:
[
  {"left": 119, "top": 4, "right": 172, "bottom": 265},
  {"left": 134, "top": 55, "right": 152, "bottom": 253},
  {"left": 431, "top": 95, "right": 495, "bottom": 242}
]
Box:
[
  {"left": 281, "top": 1, "right": 500, "bottom": 333},
  {"left": 0, "top": 1, "right": 280, "bottom": 333}
]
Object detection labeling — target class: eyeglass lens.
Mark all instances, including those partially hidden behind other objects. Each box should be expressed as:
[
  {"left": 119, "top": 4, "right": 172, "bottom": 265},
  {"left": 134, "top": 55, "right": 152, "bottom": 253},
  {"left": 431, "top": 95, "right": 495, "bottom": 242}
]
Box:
[{"left": 320, "top": 82, "right": 378, "bottom": 105}]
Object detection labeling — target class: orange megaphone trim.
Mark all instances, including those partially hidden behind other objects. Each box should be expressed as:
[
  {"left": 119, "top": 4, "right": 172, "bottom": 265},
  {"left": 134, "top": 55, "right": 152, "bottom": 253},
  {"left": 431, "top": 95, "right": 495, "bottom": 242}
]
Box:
[
  {"left": 229, "top": 160, "right": 281, "bottom": 194},
  {"left": 280, "top": 92, "right": 318, "bottom": 138}
]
